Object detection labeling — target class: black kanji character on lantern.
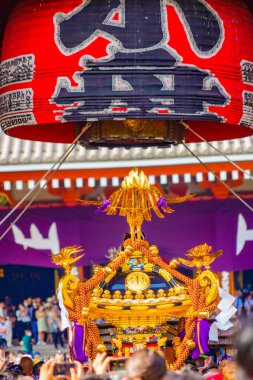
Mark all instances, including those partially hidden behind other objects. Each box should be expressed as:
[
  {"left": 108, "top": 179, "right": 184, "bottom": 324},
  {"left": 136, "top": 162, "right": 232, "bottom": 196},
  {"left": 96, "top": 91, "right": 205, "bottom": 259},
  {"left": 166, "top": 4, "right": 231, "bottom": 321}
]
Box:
[
  {"left": 55, "top": 0, "right": 223, "bottom": 61},
  {"left": 52, "top": 0, "right": 228, "bottom": 121},
  {"left": 53, "top": 65, "right": 228, "bottom": 121}
]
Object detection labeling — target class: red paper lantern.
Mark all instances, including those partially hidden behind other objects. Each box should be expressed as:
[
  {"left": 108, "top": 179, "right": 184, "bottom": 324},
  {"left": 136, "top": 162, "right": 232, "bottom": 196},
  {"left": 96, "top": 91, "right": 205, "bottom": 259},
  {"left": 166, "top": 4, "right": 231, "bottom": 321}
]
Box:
[{"left": 1, "top": 0, "right": 253, "bottom": 146}]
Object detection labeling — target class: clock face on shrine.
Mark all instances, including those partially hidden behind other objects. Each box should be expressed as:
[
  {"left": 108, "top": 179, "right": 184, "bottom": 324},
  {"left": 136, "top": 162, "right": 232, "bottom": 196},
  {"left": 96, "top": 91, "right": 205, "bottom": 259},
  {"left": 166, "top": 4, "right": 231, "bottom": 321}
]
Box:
[{"left": 125, "top": 272, "right": 150, "bottom": 292}]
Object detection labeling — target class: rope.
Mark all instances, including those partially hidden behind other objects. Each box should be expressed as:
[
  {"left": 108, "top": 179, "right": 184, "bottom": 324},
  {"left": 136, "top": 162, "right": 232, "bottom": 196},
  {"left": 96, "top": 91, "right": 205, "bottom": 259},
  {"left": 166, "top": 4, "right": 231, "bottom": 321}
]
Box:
[
  {"left": 0, "top": 123, "right": 91, "bottom": 241},
  {"left": 181, "top": 121, "right": 253, "bottom": 181},
  {"left": 182, "top": 142, "right": 253, "bottom": 214}
]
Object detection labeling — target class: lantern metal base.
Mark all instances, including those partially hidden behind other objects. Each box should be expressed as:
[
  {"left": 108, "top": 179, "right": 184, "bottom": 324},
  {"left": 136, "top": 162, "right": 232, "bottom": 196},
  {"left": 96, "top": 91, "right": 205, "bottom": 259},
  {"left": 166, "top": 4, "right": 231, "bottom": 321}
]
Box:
[{"left": 77, "top": 120, "right": 186, "bottom": 148}]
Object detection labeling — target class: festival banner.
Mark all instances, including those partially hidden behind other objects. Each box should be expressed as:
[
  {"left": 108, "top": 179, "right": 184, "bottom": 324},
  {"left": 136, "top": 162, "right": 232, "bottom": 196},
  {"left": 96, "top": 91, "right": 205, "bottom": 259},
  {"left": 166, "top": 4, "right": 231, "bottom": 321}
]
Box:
[{"left": 0, "top": 198, "right": 253, "bottom": 271}]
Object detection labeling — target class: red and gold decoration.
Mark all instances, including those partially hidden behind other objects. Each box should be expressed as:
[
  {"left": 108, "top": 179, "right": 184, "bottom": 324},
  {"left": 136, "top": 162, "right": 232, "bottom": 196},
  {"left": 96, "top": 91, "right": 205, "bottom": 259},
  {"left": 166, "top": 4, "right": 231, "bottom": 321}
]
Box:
[
  {"left": 81, "top": 168, "right": 193, "bottom": 240},
  {"left": 53, "top": 169, "right": 222, "bottom": 369}
]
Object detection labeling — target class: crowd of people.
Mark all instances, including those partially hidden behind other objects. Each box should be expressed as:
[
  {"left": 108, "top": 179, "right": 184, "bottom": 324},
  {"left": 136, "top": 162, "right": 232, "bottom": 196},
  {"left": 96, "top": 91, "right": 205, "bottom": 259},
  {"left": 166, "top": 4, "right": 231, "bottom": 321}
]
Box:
[
  {"left": 0, "top": 320, "right": 252, "bottom": 380},
  {"left": 235, "top": 290, "right": 253, "bottom": 320},
  {"left": 0, "top": 296, "right": 65, "bottom": 350}
]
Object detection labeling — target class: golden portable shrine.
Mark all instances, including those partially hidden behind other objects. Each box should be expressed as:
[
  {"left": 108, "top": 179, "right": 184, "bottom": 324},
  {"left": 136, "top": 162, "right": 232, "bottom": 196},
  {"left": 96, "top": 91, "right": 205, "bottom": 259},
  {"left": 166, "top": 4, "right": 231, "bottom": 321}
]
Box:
[{"left": 53, "top": 169, "right": 223, "bottom": 369}]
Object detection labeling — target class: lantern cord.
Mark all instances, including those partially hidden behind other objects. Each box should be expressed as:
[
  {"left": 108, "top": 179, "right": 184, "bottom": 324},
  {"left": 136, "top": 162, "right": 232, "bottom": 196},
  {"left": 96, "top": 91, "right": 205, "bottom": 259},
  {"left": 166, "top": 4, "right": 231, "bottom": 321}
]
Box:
[
  {"left": 182, "top": 142, "right": 253, "bottom": 214},
  {"left": 0, "top": 123, "right": 91, "bottom": 241},
  {"left": 181, "top": 121, "right": 253, "bottom": 181}
]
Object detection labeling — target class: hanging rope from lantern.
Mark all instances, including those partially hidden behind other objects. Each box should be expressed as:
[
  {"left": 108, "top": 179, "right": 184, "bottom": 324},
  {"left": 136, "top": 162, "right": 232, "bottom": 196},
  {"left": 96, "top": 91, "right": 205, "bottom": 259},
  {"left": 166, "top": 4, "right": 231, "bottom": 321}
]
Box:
[
  {"left": 182, "top": 142, "right": 253, "bottom": 214},
  {"left": 181, "top": 121, "right": 253, "bottom": 181},
  {"left": 0, "top": 123, "right": 91, "bottom": 241}
]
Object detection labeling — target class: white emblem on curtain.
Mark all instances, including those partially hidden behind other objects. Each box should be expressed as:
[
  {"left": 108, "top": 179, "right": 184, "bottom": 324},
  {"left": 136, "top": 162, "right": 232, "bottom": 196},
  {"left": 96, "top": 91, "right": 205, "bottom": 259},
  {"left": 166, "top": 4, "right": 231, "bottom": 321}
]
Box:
[{"left": 12, "top": 222, "right": 60, "bottom": 254}]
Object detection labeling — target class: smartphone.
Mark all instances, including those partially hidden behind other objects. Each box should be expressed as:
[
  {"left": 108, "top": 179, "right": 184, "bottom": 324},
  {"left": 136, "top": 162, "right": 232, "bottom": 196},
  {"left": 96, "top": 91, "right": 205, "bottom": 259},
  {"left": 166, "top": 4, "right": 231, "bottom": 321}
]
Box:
[
  {"left": 109, "top": 358, "right": 126, "bottom": 372},
  {"left": 53, "top": 363, "right": 76, "bottom": 378}
]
